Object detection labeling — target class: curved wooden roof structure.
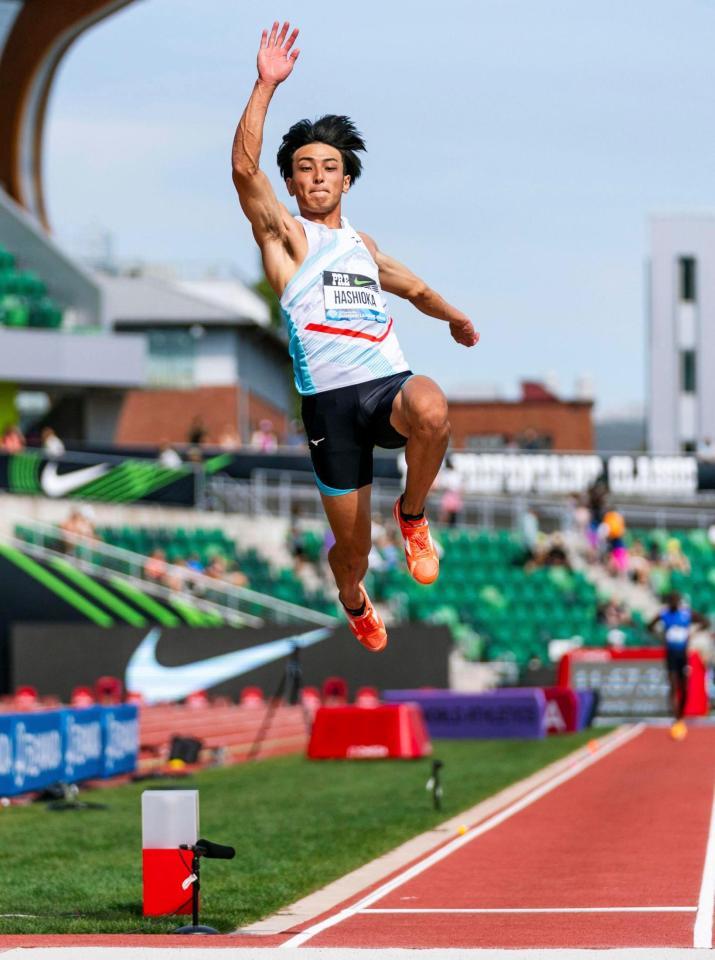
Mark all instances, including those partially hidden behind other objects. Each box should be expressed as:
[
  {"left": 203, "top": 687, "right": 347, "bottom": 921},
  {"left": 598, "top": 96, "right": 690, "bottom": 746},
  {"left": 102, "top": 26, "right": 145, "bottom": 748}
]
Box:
[{"left": 0, "top": 0, "right": 136, "bottom": 230}]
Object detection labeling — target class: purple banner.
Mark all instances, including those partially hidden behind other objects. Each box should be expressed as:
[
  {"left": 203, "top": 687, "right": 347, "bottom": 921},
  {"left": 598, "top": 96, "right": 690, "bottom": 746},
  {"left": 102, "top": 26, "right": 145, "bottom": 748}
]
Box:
[{"left": 383, "top": 689, "right": 546, "bottom": 739}]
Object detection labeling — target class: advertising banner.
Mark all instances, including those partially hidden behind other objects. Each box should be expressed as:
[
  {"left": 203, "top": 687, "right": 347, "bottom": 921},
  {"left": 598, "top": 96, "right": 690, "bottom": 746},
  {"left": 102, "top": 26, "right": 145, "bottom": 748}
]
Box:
[
  {"left": 100, "top": 705, "right": 139, "bottom": 778},
  {"left": 558, "top": 648, "right": 708, "bottom": 717},
  {"left": 61, "top": 706, "right": 104, "bottom": 782},
  {"left": 0, "top": 710, "right": 64, "bottom": 796},
  {"left": 1, "top": 448, "right": 714, "bottom": 505},
  {"left": 12, "top": 623, "right": 451, "bottom": 704},
  {"left": 415, "top": 452, "right": 710, "bottom": 497},
  {"left": 0, "top": 705, "right": 139, "bottom": 797},
  {"left": 383, "top": 689, "right": 547, "bottom": 739}
]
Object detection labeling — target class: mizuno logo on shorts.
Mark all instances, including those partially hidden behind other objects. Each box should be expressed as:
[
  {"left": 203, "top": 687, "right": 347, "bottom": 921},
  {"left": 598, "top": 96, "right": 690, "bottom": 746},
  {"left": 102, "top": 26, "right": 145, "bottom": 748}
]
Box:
[{"left": 310, "top": 437, "right": 325, "bottom": 446}]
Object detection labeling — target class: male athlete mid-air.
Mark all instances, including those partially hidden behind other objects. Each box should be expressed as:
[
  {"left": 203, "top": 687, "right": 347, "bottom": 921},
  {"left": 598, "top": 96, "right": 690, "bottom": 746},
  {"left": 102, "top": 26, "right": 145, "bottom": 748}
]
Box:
[{"left": 232, "top": 21, "right": 478, "bottom": 652}]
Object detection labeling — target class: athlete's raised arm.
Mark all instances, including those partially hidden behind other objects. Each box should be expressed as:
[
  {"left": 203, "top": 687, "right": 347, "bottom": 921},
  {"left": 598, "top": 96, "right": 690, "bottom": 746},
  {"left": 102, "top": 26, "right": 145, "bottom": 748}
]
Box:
[
  {"left": 359, "top": 233, "right": 479, "bottom": 348},
  {"left": 231, "top": 22, "right": 305, "bottom": 289}
]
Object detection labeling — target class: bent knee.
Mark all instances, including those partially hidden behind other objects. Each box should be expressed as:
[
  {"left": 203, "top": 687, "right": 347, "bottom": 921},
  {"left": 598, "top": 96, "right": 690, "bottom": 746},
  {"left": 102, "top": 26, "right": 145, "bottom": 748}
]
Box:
[{"left": 330, "top": 536, "right": 372, "bottom": 563}]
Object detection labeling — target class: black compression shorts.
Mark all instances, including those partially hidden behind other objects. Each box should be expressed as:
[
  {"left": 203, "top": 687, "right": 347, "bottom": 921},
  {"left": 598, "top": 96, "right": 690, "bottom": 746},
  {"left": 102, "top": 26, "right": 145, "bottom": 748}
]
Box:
[
  {"left": 666, "top": 646, "right": 688, "bottom": 678},
  {"left": 301, "top": 371, "right": 413, "bottom": 495}
]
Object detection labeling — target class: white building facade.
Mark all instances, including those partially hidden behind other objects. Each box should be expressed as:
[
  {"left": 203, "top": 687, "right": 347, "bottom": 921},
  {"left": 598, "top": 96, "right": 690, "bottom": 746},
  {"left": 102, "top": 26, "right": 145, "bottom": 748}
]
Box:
[{"left": 648, "top": 216, "right": 715, "bottom": 454}]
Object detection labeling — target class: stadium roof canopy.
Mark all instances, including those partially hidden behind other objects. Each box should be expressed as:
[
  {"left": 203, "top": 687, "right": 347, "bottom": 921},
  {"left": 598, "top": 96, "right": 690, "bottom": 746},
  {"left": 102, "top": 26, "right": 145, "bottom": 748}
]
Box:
[
  {"left": 98, "top": 274, "right": 275, "bottom": 331},
  {"left": 0, "top": 0, "right": 137, "bottom": 228}
]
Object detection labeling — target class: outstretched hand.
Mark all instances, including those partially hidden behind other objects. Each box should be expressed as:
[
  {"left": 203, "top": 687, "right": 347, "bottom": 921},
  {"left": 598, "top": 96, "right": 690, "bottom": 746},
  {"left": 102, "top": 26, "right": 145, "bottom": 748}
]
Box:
[
  {"left": 449, "top": 316, "right": 480, "bottom": 348},
  {"left": 258, "top": 21, "right": 300, "bottom": 85}
]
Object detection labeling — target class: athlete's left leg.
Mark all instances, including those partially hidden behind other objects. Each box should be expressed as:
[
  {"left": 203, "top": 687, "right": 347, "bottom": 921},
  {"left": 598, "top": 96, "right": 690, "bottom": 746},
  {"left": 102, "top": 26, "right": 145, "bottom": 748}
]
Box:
[
  {"left": 390, "top": 375, "right": 450, "bottom": 515},
  {"left": 389, "top": 376, "right": 449, "bottom": 584}
]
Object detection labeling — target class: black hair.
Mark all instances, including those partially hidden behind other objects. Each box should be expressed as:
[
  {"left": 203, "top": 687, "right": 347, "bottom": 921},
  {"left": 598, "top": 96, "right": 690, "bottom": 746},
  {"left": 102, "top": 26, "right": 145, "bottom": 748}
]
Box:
[
  {"left": 277, "top": 115, "right": 366, "bottom": 183},
  {"left": 666, "top": 590, "right": 681, "bottom": 609}
]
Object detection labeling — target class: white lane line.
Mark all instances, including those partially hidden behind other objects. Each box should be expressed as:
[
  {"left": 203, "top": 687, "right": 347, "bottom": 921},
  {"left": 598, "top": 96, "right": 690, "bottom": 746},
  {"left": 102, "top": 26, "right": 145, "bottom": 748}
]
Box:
[
  {"left": 361, "top": 906, "right": 696, "bottom": 914},
  {"left": 694, "top": 786, "right": 715, "bottom": 948},
  {"left": 280, "top": 722, "right": 645, "bottom": 948}
]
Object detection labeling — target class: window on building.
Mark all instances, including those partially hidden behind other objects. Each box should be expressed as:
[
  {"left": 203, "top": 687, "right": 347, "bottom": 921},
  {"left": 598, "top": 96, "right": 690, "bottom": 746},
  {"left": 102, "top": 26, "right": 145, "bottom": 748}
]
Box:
[
  {"left": 147, "top": 329, "right": 195, "bottom": 387},
  {"left": 681, "top": 350, "right": 696, "bottom": 394},
  {"left": 679, "top": 257, "right": 697, "bottom": 303}
]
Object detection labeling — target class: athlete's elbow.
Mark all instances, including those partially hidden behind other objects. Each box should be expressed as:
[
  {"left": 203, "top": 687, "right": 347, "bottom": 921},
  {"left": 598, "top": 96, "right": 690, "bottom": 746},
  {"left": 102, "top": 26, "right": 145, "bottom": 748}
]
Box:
[
  {"left": 407, "top": 280, "right": 429, "bottom": 304},
  {"left": 232, "top": 158, "right": 259, "bottom": 185}
]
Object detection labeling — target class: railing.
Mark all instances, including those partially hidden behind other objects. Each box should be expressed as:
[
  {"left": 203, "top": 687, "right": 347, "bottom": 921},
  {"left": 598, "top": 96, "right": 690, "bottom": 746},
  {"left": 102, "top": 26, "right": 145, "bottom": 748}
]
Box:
[
  {"left": 206, "top": 470, "right": 715, "bottom": 532},
  {"left": 12, "top": 519, "right": 338, "bottom": 628}
]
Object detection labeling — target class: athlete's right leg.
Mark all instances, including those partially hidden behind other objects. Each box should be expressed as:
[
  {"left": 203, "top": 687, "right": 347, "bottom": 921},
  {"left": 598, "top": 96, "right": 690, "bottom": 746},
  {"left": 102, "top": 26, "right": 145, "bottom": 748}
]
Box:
[
  {"left": 320, "top": 486, "right": 387, "bottom": 652},
  {"left": 321, "top": 486, "right": 372, "bottom": 611}
]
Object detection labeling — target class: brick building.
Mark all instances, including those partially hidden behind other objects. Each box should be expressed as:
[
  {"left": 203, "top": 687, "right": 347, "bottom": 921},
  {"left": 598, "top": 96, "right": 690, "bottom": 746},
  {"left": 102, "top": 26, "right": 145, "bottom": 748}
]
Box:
[{"left": 448, "top": 381, "right": 593, "bottom": 452}]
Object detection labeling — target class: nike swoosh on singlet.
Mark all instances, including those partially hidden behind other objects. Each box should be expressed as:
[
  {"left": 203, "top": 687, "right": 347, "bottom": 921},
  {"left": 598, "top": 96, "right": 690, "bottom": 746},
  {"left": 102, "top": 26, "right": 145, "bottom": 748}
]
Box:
[
  {"left": 40, "top": 462, "right": 111, "bottom": 498},
  {"left": 124, "top": 626, "right": 332, "bottom": 704},
  {"left": 353, "top": 278, "right": 376, "bottom": 286}
]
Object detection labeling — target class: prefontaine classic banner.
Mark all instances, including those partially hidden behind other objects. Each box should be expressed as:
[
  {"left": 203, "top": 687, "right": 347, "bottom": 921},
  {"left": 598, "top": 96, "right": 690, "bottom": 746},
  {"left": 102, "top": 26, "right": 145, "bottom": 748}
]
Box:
[{"left": 0, "top": 449, "right": 713, "bottom": 505}]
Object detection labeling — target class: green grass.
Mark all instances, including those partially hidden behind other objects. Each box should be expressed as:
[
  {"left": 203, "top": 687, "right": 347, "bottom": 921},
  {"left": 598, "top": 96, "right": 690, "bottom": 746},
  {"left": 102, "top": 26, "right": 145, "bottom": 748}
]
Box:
[{"left": 0, "top": 732, "right": 603, "bottom": 935}]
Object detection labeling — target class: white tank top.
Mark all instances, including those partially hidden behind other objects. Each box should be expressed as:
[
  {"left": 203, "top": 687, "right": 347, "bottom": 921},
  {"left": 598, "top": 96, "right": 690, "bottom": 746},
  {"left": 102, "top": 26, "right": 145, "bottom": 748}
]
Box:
[{"left": 279, "top": 216, "right": 410, "bottom": 395}]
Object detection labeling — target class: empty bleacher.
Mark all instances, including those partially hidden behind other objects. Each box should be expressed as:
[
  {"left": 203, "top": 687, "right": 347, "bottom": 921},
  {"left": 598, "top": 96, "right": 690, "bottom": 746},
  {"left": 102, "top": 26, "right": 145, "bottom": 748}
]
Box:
[{"left": 0, "top": 242, "right": 64, "bottom": 328}]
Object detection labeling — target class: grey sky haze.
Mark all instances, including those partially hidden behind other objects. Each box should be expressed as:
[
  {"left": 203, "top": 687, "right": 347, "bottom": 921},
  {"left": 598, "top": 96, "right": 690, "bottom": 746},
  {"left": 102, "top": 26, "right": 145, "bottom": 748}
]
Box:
[{"left": 44, "top": 0, "right": 715, "bottom": 415}]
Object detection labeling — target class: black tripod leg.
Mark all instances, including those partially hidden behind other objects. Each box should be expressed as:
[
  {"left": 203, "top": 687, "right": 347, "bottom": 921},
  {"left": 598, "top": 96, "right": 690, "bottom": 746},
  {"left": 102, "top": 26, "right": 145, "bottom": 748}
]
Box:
[{"left": 248, "top": 671, "right": 287, "bottom": 760}]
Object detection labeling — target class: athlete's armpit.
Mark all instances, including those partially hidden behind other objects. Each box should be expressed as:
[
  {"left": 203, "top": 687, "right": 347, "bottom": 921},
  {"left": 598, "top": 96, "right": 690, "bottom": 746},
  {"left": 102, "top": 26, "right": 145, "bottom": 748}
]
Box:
[{"left": 233, "top": 166, "right": 291, "bottom": 244}]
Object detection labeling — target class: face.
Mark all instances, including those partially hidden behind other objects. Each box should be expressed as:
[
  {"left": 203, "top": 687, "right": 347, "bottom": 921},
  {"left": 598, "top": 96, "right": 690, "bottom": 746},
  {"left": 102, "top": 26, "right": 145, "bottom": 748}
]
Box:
[{"left": 286, "top": 143, "right": 351, "bottom": 214}]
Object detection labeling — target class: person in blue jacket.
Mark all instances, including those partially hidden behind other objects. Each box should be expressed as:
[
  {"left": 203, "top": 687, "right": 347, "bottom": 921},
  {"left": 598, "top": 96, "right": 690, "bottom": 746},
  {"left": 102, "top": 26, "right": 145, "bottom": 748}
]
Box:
[{"left": 648, "top": 591, "right": 709, "bottom": 739}]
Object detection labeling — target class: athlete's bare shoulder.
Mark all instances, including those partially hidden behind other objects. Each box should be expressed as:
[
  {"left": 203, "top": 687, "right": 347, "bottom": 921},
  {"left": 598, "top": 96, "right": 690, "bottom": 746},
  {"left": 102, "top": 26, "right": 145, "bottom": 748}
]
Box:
[{"left": 357, "top": 231, "right": 379, "bottom": 258}]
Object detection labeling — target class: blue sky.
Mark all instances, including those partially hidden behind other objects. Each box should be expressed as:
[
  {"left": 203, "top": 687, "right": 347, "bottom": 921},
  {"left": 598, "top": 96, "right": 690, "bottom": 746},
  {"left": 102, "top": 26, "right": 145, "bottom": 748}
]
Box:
[{"left": 44, "top": 0, "right": 715, "bottom": 415}]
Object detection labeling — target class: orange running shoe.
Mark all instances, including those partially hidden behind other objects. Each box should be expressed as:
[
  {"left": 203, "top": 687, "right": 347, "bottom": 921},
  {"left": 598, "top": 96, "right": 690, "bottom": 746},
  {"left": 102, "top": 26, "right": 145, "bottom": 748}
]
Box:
[
  {"left": 393, "top": 497, "right": 439, "bottom": 585},
  {"left": 342, "top": 587, "right": 387, "bottom": 653}
]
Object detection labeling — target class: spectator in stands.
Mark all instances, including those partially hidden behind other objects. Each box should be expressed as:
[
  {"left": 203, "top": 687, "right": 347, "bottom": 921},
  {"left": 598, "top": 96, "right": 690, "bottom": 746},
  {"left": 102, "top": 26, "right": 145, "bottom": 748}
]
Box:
[
  {"left": 438, "top": 455, "right": 464, "bottom": 527},
  {"left": 41, "top": 426, "right": 65, "bottom": 458},
  {"left": 164, "top": 557, "right": 190, "bottom": 593},
  {"left": 144, "top": 548, "right": 169, "bottom": 584},
  {"left": 542, "top": 534, "right": 571, "bottom": 570},
  {"left": 601, "top": 508, "right": 628, "bottom": 576},
  {"left": 187, "top": 416, "right": 207, "bottom": 445},
  {"left": 287, "top": 504, "right": 309, "bottom": 572},
  {"left": 251, "top": 418, "right": 278, "bottom": 452},
  {"left": 663, "top": 537, "right": 691, "bottom": 575},
  {"left": 0, "top": 425, "right": 25, "bottom": 452},
  {"left": 186, "top": 553, "right": 205, "bottom": 575},
  {"left": 218, "top": 424, "right": 242, "bottom": 450},
  {"left": 586, "top": 481, "right": 607, "bottom": 555},
  {"left": 60, "top": 506, "right": 97, "bottom": 552},
  {"left": 628, "top": 539, "right": 651, "bottom": 586},
  {"left": 598, "top": 597, "right": 631, "bottom": 629},
  {"left": 205, "top": 553, "right": 248, "bottom": 588},
  {"left": 285, "top": 418, "right": 306, "bottom": 447},
  {"left": 158, "top": 440, "right": 182, "bottom": 469},
  {"left": 379, "top": 530, "right": 401, "bottom": 571},
  {"left": 520, "top": 507, "right": 540, "bottom": 562}
]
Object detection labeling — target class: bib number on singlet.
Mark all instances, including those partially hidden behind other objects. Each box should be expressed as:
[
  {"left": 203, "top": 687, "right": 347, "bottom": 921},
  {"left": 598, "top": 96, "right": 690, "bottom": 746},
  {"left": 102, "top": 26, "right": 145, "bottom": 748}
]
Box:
[
  {"left": 323, "top": 271, "right": 389, "bottom": 324},
  {"left": 665, "top": 625, "right": 689, "bottom": 646}
]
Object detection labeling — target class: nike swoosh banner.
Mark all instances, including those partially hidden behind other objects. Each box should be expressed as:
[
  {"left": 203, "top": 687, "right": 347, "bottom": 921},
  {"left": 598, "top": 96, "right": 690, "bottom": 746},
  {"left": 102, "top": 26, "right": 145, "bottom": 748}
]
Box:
[
  {"left": 0, "top": 449, "right": 404, "bottom": 505},
  {"left": 11, "top": 623, "right": 452, "bottom": 703}
]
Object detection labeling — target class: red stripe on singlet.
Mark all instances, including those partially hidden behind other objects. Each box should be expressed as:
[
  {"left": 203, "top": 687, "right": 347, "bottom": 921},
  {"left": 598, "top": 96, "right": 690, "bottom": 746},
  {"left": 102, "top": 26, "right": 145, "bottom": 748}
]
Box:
[{"left": 304, "top": 317, "right": 394, "bottom": 343}]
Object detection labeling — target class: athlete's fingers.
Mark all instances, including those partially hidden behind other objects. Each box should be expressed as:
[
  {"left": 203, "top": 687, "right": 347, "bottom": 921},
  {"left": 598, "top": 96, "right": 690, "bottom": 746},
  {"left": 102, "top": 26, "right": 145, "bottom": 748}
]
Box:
[
  {"left": 277, "top": 21, "right": 290, "bottom": 45},
  {"left": 268, "top": 21, "right": 279, "bottom": 45},
  {"left": 290, "top": 48, "right": 301, "bottom": 62},
  {"left": 284, "top": 27, "right": 299, "bottom": 52},
  {"left": 260, "top": 29, "right": 268, "bottom": 49}
]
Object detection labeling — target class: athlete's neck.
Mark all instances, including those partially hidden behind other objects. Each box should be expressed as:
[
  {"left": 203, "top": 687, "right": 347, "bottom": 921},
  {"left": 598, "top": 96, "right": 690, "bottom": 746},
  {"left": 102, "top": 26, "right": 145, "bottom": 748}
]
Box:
[{"left": 296, "top": 206, "right": 343, "bottom": 229}]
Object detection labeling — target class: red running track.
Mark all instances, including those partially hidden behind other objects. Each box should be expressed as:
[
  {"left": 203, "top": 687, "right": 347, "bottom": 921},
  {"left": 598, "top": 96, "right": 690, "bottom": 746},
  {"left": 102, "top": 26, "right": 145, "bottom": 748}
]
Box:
[{"left": 283, "top": 725, "right": 715, "bottom": 950}]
